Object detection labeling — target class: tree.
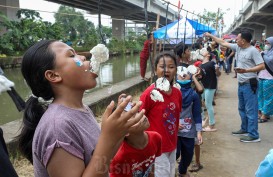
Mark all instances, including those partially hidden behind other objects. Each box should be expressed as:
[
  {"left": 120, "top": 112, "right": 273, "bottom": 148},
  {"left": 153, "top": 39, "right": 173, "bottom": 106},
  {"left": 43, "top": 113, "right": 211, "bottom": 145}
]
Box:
[
  {"left": 198, "top": 9, "right": 225, "bottom": 33},
  {"left": 0, "top": 9, "right": 64, "bottom": 55},
  {"left": 54, "top": 5, "right": 96, "bottom": 42}
]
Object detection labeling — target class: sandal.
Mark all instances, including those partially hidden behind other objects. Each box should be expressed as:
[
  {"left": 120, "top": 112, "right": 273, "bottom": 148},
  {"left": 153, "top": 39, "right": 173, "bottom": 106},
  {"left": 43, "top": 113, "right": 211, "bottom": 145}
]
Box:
[
  {"left": 178, "top": 172, "right": 191, "bottom": 177},
  {"left": 189, "top": 163, "right": 203, "bottom": 172},
  {"left": 141, "top": 77, "right": 149, "bottom": 82},
  {"left": 202, "top": 126, "right": 217, "bottom": 132},
  {"left": 258, "top": 118, "right": 268, "bottom": 123}
]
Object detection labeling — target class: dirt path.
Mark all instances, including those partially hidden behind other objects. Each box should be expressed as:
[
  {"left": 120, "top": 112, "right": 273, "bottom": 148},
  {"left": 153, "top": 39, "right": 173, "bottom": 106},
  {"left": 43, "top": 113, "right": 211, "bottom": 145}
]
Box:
[{"left": 13, "top": 72, "right": 273, "bottom": 177}]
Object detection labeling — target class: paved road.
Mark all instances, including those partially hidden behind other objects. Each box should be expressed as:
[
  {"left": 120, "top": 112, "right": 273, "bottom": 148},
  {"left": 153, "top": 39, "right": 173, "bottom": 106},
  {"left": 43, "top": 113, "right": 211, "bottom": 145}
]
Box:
[{"left": 192, "top": 71, "right": 273, "bottom": 177}]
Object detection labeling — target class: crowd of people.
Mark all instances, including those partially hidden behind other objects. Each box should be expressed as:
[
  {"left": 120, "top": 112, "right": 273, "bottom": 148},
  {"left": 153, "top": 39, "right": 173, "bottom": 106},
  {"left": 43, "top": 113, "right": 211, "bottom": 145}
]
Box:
[{"left": 1, "top": 29, "right": 273, "bottom": 177}]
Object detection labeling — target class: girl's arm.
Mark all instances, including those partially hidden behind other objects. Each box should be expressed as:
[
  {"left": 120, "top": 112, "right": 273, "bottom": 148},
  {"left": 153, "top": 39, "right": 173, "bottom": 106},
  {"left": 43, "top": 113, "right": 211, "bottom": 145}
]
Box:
[
  {"left": 47, "top": 97, "right": 144, "bottom": 177},
  {"left": 193, "top": 94, "right": 203, "bottom": 145}
]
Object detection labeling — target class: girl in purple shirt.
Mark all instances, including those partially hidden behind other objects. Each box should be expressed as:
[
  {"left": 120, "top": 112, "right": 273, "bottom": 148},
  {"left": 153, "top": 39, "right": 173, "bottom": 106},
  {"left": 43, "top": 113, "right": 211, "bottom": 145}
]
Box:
[{"left": 17, "top": 40, "right": 144, "bottom": 177}]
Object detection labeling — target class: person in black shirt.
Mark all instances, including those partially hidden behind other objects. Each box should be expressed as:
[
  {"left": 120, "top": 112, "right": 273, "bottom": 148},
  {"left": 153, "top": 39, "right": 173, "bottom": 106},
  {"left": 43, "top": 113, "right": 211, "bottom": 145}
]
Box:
[{"left": 199, "top": 48, "right": 221, "bottom": 131}]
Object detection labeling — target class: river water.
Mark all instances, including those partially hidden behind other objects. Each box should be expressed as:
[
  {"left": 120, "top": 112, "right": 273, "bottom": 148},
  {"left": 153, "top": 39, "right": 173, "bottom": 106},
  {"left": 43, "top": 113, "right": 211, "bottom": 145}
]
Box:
[{"left": 0, "top": 54, "right": 151, "bottom": 125}]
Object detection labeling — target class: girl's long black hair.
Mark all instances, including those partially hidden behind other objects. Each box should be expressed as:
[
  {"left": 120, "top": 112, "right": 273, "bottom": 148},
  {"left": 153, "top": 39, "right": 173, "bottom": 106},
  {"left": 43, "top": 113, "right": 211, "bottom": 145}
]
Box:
[{"left": 17, "top": 40, "right": 57, "bottom": 163}]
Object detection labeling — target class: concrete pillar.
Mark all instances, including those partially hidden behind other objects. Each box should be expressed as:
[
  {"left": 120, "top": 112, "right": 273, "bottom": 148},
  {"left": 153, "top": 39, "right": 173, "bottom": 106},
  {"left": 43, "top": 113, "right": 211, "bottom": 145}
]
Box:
[
  {"left": 265, "top": 23, "right": 273, "bottom": 38},
  {"left": 0, "top": 0, "right": 19, "bottom": 21},
  {"left": 253, "top": 27, "right": 264, "bottom": 42},
  {"left": 112, "top": 16, "right": 125, "bottom": 40}
]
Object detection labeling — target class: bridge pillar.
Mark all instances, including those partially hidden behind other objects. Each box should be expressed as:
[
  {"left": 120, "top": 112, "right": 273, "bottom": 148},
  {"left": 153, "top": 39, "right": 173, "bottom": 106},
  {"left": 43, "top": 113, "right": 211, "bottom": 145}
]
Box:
[
  {"left": 265, "top": 24, "right": 273, "bottom": 38},
  {"left": 0, "top": 0, "right": 19, "bottom": 21},
  {"left": 112, "top": 16, "right": 125, "bottom": 40},
  {"left": 253, "top": 27, "right": 264, "bottom": 42}
]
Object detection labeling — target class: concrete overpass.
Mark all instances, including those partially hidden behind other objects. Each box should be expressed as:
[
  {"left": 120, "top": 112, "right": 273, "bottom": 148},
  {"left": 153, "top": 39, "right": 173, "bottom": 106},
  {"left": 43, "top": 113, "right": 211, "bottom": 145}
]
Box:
[
  {"left": 226, "top": 0, "right": 273, "bottom": 41},
  {"left": 0, "top": 0, "right": 177, "bottom": 39},
  {"left": 45, "top": 0, "right": 177, "bottom": 39}
]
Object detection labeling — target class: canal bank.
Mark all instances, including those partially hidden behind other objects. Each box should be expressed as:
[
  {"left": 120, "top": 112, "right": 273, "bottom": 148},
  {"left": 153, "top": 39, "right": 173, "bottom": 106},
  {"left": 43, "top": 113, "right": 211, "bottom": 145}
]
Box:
[{"left": 1, "top": 73, "right": 151, "bottom": 155}]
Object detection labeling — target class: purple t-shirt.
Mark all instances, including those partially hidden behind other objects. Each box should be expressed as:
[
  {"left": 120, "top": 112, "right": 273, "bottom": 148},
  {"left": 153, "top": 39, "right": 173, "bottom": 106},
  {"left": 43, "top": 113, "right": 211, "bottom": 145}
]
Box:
[{"left": 32, "top": 103, "right": 100, "bottom": 177}]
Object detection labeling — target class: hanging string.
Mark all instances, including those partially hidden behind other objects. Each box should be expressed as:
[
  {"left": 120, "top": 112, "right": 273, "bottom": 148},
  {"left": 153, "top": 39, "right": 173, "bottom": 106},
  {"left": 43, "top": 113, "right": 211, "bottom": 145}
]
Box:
[
  {"left": 183, "top": 11, "right": 188, "bottom": 45},
  {"left": 98, "top": 0, "right": 105, "bottom": 44},
  {"left": 163, "top": 1, "right": 170, "bottom": 52},
  {"left": 191, "top": 11, "right": 195, "bottom": 46},
  {"left": 176, "top": 3, "right": 183, "bottom": 44}
]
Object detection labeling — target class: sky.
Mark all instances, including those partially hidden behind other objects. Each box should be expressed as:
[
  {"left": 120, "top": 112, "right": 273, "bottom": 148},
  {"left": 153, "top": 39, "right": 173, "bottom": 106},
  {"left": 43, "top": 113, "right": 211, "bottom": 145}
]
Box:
[{"left": 18, "top": 0, "right": 248, "bottom": 32}]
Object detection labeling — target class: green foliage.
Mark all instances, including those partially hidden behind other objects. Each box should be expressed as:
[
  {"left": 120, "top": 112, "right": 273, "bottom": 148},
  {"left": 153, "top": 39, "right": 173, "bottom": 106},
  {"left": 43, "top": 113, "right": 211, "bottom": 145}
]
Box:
[
  {"left": 96, "top": 25, "right": 112, "bottom": 42},
  {"left": 54, "top": 5, "right": 96, "bottom": 43},
  {"left": 108, "top": 32, "right": 146, "bottom": 54},
  {"left": 0, "top": 9, "right": 64, "bottom": 55},
  {"left": 199, "top": 9, "right": 225, "bottom": 30},
  {"left": 0, "top": 7, "right": 147, "bottom": 56},
  {"left": 108, "top": 37, "right": 126, "bottom": 53}
]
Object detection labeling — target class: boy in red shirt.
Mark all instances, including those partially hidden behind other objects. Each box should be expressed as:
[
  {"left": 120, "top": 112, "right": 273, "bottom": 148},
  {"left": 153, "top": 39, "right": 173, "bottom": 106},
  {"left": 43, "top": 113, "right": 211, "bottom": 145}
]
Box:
[{"left": 110, "top": 99, "right": 162, "bottom": 177}]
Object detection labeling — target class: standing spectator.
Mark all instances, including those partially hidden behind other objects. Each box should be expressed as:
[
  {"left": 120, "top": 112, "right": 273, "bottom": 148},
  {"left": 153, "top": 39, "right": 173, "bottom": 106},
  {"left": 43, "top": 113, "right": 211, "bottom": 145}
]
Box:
[
  {"left": 258, "top": 36, "right": 273, "bottom": 123},
  {"left": 139, "top": 52, "right": 182, "bottom": 177},
  {"left": 204, "top": 30, "right": 265, "bottom": 143},
  {"left": 140, "top": 33, "right": 153, "bottom": 81},
  {"left": 200, "top": 48, "right": 221, "bottom": 132},
  {"left": 225, "top": 46, "right": 235, "bottom": 74}
]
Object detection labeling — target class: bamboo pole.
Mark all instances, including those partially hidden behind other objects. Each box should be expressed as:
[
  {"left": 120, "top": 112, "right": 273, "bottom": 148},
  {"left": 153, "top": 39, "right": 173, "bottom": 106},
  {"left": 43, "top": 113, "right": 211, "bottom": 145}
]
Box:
[{"left": 151, "top": 14, "right": 160, "bottom": 80}]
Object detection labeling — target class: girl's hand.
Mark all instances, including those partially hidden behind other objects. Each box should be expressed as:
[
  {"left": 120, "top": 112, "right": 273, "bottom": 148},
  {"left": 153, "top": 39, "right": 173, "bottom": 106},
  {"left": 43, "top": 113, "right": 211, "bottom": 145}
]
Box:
[
  {"left": 197, "top": 132, "right": 203, "bottom": 145},
  {"left": 101, "top": 96, "right": 144, "bottom": 142},
  {"left": 193, "top": 68, "right": 201, "bottom": 77}
]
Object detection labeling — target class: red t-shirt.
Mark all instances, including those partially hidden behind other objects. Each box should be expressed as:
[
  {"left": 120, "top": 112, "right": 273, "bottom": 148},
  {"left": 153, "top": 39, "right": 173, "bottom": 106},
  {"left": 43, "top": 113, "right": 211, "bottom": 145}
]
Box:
[
  {"left": 110, "top": 131, "right": 162, "bottom": 177},
  {"left": 139, "top": 84, "right": 182, "bottom": 153},
  {"left": 140, "top": 40, "right": 151, "bottom": 59}
]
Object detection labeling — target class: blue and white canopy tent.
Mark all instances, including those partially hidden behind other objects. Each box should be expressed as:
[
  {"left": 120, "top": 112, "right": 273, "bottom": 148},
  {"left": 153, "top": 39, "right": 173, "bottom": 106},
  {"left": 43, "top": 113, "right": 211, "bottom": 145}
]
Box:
[{"left": 153, "top": 17, "right": 216, "bottom": 44}]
